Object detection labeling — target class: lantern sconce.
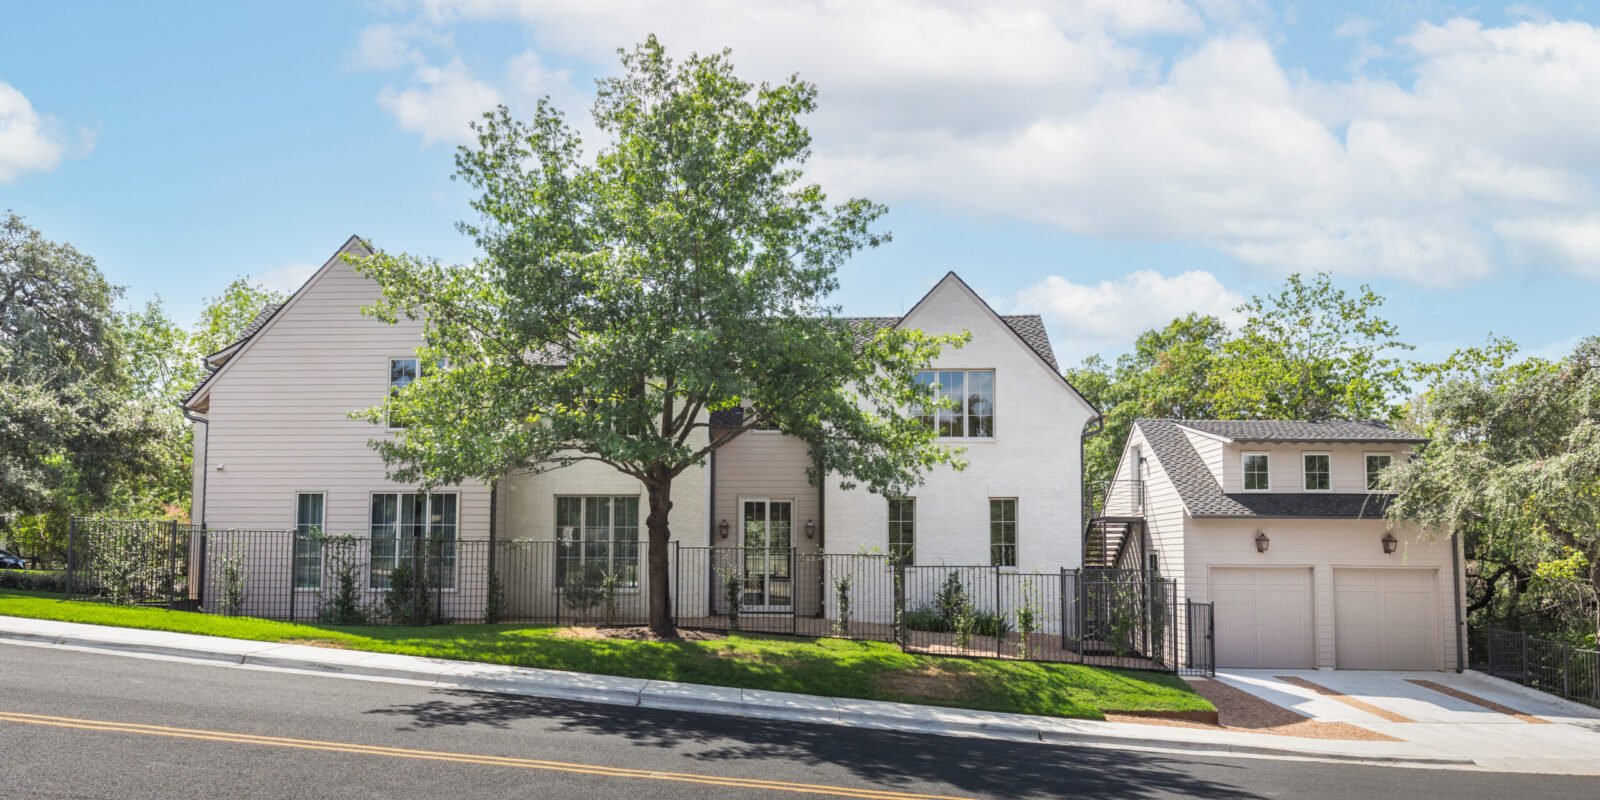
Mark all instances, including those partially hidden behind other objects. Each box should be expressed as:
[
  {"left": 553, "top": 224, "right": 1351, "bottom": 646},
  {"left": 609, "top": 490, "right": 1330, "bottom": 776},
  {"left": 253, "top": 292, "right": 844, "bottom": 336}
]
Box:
[
  {"left": 1382, "top": 532, "right": 1399, "bottom": 555},
  {"left": 1254, "top": 531, "right": 1270, "bottom": 554},
  {"left": 718, "top": 519, "right": 730, "bottom": 540},
  {"left": 805, "top": 519, "right": 816, "bottom": 540}
]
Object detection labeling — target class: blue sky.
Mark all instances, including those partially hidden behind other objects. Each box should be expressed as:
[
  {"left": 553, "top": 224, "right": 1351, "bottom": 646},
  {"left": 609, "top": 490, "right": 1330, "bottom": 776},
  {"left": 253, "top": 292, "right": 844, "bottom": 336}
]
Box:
[{"left": 3, "top": 1, "right": 1598, "bottom": 366}]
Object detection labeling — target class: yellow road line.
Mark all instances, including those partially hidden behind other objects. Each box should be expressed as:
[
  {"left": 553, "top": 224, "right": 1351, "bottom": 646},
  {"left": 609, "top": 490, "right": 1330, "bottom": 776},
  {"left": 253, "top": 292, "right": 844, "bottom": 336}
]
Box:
[{"left": 0, "top": 711, "right": 970, "bottom": 800}]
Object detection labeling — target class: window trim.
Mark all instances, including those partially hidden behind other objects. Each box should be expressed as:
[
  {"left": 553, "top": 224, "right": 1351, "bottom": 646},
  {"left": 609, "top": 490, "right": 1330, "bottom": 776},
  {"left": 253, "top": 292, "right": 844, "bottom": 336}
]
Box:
[
  {"left": 293, "top": 491, "right": 326, "bottom": 591},
  {"left": 916, "top": 368, "right": 997, "bottom": 440},
  {"left": 555, "top": 494, "right": 643, "bottom": 591},
  {"left": 367, "top": 490, "right": 459, "bottom": 591},
  {"left": 1241, "top": 452, "right": 1271, "bottom": 492},
  {"left": 989, "top": 497, "right": 1018, "bottom": 569},
  {"left": 1302, "top": 451, "right": 1332, "bottom": 492},
  {"left": 385, "top": 356, "right": 421, "bottom": 431},
  {"left": 887, "top": 496, "right": 915, "bottom": 563},
  {"left": 1364, "top": 451, "right": 1394, "bottom": 492}
]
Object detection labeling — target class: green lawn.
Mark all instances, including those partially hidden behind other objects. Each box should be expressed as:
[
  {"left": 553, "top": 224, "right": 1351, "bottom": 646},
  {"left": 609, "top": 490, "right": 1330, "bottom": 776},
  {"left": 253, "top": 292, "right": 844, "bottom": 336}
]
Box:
[{"left": 0, "top": 590, "right": 1210, "bottom": 720}]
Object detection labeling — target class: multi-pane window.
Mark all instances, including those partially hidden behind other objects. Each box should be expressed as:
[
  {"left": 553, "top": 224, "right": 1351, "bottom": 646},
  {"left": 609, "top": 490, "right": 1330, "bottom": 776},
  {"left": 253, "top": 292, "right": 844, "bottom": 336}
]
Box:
[
  {"left": 556, "top": 496, "right": 641, "bottom": 588},
  {"left": 989, "top": 498, "right": 1017, "bottom": 568},
  {"left": 294, "top": 492, "right": 324, "bottom": 590},
  {"left": 1243, "top": 453, "right": 1270, "bottom": 491},
  {"left": 916, "top": 370, "right": 995, "bottom": 438},
  {"left": 387, "top": 358, "right": 419, "bottom": 428},
  {"left": 1303, "top": 453, "right": 1331, "bottom": 491},
  {"left": 887, "top": 497, "right": 915, "bottom": 563},
  {"left": 369, "top": 492, "right": 456, "bottom": 589},
  {"left": 1365, "top": 454, "right": 1393, "bottom": 491}
]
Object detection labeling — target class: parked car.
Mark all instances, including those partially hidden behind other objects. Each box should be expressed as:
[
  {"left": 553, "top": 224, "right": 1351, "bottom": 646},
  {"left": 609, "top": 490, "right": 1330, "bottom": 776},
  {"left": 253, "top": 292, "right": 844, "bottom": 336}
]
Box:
[{"left": 0, "top": 550, "right": 26, "bottom": 569}]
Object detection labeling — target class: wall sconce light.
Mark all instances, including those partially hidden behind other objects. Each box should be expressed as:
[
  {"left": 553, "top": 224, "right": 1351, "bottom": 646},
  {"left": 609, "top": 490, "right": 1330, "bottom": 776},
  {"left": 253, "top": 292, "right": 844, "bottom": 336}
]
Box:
[
  {"left": 805, "top": 519, "right": 816, "bottom": 540},
  {"left": 1254, "top": 531, "right": 1270, "bottom": 553},
  {"left": 1382, "top": 532, "right": 1399, "bottom": 554},
  {"left": 718, "top": 519, "right": 729, "bottom": 540}
]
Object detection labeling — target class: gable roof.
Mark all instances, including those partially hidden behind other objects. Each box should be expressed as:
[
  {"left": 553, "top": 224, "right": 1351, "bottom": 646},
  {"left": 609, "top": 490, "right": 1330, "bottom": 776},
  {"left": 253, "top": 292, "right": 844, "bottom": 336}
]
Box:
[
  {"left": 183, "top": 236, "right": 369, "bottom": 412},
  {"left": 1175, "top": 418, "right": 1425, "bottom": 444},
  {"left": 1134, "top": 419, "right": 1395, "bottom": 519},
  {"left": 840, "top": 313, "right": 1060, "bottom": 371}
]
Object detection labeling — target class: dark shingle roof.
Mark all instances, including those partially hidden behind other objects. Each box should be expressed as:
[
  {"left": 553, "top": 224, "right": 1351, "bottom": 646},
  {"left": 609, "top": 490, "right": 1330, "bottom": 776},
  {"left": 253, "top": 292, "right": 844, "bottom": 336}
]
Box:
[
  {"left": 1175, "top": 419, "right": 1425, "bottom": 444},
  {"left": 1135, "top": 419, "right": 1397, "bottom": 519},
  {"left": 184, "top": 302, "right": 286, "bottom": 407}
]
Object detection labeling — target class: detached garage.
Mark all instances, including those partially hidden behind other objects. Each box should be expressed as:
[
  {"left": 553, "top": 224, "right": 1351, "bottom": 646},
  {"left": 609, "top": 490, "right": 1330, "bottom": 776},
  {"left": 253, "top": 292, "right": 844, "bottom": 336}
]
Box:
[{"left": 1107, "top": 419, "right": 1465, "bottom": 672}]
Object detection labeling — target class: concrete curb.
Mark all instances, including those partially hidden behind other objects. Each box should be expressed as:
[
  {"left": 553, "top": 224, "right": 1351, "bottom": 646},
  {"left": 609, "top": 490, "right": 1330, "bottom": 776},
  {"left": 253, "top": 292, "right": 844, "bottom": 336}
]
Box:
[{"left": 0, "top": 621, "right": 1477, "bottom": 769}]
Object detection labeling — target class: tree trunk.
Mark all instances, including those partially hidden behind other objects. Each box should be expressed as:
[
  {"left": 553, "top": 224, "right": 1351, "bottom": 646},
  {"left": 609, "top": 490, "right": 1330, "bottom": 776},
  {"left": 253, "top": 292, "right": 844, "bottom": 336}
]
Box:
[{"left": 644, "top": 478, "right": 677, "bottom": 638}]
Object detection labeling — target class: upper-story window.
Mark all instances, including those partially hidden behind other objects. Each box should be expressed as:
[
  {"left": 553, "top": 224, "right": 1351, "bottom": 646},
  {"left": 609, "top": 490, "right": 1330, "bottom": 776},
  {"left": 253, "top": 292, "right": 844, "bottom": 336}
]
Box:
[
  {"left": 1303, "top": 453, "right": 1331, "bottom": 491},
  {"left": 887, "top": 497, "right": 915, "bottom": 563},
  {"left": 916, "top": 369, "right": 994, "bottom": 438},
  {"left": 387, "top": 357, "right": 419, "bottom": 428},
  {"left": 1365, "top": 453, "right": 1393, "bottom": 491},
  {"left": 1242, "top": 453, "right": 1270, "bottom": 491}
]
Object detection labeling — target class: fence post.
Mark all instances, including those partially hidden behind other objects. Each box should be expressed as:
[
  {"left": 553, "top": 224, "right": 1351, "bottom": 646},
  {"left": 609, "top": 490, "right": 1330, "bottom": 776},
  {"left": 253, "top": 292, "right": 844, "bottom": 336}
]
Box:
[
  {"left": 435, "top": 537, "right": 444, "bottom": 625},
  {"left": 167, "top": 519, "right": 179, "bottom": 609},
  {"left": 287, "top": 532, "right": 297, "bottom": 623},
  {"left": 892, "top": 558, "right": 906, "bottom": 648},
  {"left": 994, "top": 566, "right": 1002, "bottom": 658},
  {"left": 673, "top": 541, "right": 681, "bottom": 627},
  {"left": 195, "top": 529, "right": 208, "bottom": 611},
  {"left": 65, "top": 518, "right": 77, "bottom": 599}
]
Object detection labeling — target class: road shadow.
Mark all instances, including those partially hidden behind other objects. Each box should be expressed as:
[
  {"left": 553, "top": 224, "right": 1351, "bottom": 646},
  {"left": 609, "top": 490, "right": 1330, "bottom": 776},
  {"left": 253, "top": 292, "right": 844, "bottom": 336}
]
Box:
[{"left": 366, "top": 689, "right": 1260, "bottom": 799}]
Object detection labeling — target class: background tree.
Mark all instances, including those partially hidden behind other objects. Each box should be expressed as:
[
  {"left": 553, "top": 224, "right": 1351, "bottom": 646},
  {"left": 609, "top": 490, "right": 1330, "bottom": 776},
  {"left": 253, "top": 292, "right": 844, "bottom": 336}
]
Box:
[
  {"left": 1069, "top": 273, "right": 1412, "bottom": 492},
  {"left": 0, "top": 212, "right": 166, "bottom": 559},
  {"left": 1385, "top": 337, "right": 1600, "bottom": 647},
  {"left": 357, "top": 38, "right": 962, "bottom": 636}
]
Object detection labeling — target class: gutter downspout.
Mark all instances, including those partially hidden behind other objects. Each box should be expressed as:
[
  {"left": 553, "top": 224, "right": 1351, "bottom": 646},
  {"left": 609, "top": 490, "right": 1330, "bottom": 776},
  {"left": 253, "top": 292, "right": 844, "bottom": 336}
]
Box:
[
  {"left": 1451, "top": 530, "right": 1466, "bottom": 673},
  {"left": 182, "top": 408, "right": 209, "bottom": 528}
]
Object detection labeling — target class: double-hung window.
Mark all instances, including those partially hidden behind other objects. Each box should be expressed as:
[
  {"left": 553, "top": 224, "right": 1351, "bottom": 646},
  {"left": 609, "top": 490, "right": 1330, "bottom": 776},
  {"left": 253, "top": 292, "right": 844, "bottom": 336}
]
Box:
[
  {"left": 556, "top": 496, "right": 640, "bottom": 588},
  {"left": 387, "top": 357, "right": 419, "bottom": 428},
  {"left": 1303, "top": 453, "right": 1331, "bottom": 491},
  {"left": 1365, "top": 453, "right": 1393, "bottom": 491},
  {"left": 887, "top": 497, "right": 915, "bottom": 563},
  {"left": 369, "top": 492, "right": 457, "bottom": 589},
  {"left": 294, "top": 492, "right": 324, "bottom": 590},
  {"left": 989, "top": 498, "right": 1017, "bottom": 568},
  {"left": 916, "top": 370, "right": 994, "bottom": 438},
  {"left": 1242, "top": 453, "right": 1270, "bottom": 491}
]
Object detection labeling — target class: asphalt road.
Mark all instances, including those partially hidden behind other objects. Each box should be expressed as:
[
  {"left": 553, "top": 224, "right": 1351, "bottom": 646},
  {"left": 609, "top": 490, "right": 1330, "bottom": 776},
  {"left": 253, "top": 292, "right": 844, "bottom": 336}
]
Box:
[{"left": 0, "top": 643, "right": 1592, "bottom": 800}]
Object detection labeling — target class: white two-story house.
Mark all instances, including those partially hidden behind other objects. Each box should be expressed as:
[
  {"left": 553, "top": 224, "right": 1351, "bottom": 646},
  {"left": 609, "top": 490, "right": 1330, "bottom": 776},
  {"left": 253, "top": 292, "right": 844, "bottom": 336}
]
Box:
[
  {"left": 1097, "top": 419, "right": 1466, "bottom": 671},
  {"left": 182, "top": 238, "right": 1098, "bottom": 621}
]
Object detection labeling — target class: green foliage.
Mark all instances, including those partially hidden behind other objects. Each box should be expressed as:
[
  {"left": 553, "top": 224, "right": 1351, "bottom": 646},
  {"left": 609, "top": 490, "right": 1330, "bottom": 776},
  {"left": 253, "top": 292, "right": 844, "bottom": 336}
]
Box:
[
  {"left": 1069, "top": 273, "right": 1412, "bottom": 488},
  {"left": 560, "top": 563, "right": 622, "bottom": 624},
  {"left": 832, "top": 572, "right": 852, "bottom": 636},
  {"left": 351, "top": 37, "right": 964, "bottom": 634},
  {"left": 0, "top": 569, "right": 65, "bottom": 593},
  {"left": 1015, "top": 579, "right": 1040, "bottom": 659},
  {"left": 218, "top": 544, "right": 248, "bottom": 616},
  {"left": 483, "top": 569, "right": 507, "bottom": 625},
  {"left": 718, "top": 566, "right": 744, "bottom": 631},
  {"left": 934, "top": 571, "right": 968, "bottom": 628},
  {"left": 382, "top": 550, "right": 444, "bottom": 626},
  {"left": 1387, "top": 337, "right": 1600, "bottom": 646},
  {"left": 317, "top": 536, "right": 368, "bottom": 626}
]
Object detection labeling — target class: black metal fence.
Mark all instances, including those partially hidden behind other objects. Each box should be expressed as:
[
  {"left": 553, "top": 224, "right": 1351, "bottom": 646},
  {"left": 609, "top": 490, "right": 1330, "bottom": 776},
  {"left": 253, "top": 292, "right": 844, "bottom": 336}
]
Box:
[
  {"left": 1476, "top": 625, "right": 1599, "bottom": 708},
  {"left": 63, "top": 520, "right": 1215, "bottom": 675}
]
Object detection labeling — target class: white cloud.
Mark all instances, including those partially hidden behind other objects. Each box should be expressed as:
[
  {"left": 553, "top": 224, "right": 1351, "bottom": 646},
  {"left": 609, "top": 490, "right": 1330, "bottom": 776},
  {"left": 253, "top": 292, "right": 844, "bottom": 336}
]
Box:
[
  {"left": 355, "top": 23, "right": 424, "bottom": 70},
  {"left": 0, "top": 80, "right": 79, "bottom": 184},
  {"left": 1020, "top": 269, "right": 1245, "bottom": 361},
  {"left": 251, "top": 262, "right": 318, "bottom": 295},
  {"left": 1496, "top": 216, "right": 1600, "bottom": 278},
  {"left": 376, "top": 58, "right": 501, "bottom": 146},
  {"left": 367, "top": 6, "right": 1600, "bottom": 286}
]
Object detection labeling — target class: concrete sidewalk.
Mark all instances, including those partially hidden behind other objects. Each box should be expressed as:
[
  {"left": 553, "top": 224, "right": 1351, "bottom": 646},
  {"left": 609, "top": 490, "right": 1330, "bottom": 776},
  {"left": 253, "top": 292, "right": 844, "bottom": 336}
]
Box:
[{"left": 0, "top": 614, "right": 1538, "bottom": 772}]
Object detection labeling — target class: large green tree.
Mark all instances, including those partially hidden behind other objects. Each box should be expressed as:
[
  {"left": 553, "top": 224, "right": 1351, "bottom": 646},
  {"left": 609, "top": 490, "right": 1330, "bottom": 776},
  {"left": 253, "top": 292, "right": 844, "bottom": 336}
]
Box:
[
  {"left": 0, "top": 212, "right": 167, "bottom": 557},
  {"left": 1385, "top": 338, "right": 1600, "bottom": 646},
  {"left": 357, "top": 38, "right": 962, "bottom": 636}
]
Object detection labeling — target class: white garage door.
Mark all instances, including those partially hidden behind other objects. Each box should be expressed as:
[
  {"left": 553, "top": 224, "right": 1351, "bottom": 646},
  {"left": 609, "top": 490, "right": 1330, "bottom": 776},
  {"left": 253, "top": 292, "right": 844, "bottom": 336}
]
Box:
[
  {"left": 1334, "top": 568, "right": 1439, "bottom": 670},
  {"left": 1211, "top": 567, "right": 1314, "bottom": 669}
]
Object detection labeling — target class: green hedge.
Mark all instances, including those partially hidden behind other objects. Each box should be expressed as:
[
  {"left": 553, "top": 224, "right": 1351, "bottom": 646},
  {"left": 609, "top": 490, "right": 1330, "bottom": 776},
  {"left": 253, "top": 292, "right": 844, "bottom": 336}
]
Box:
[{"left": 0, "top": 569, "right": 66, "bottom": 594}]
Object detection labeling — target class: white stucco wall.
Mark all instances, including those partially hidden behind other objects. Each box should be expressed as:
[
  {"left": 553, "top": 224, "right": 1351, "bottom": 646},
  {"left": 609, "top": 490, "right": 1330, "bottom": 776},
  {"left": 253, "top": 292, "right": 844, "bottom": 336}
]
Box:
[{"left": 824, "top": 277, "right": 1096, "bottom": 575}]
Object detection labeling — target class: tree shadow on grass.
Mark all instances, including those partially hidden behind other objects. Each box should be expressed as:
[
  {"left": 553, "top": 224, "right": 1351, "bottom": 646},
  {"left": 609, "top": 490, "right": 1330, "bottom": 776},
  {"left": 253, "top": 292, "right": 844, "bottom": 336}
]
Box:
[{"left": 366, "top": 689, "right": 1259, "bottom": 799}]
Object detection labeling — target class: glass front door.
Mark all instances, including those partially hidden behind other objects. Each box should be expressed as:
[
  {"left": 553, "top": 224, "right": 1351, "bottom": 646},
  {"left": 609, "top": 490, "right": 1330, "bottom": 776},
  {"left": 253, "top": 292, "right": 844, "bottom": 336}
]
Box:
[{"left": 741, "top": 499, "right": 793, "bottom": 610}]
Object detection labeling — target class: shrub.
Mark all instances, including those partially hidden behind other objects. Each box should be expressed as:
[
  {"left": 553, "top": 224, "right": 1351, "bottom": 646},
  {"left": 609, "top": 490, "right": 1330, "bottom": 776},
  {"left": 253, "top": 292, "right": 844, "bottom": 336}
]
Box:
[
  {"left": 560, "top": 562, "right": 622, "bottom": 623},
  {"left": 1015, "top": 579, "right": 1039, "bottom": 659},
  {"left": 903, "top": 605, "right": 949, "bottom": 632},
  {"left": 219, "top": 545, "right": 249, "bottom": 616},
  {"left": 383, "top": 553, "right": 442, "bottom": 625},
  {"left": 483, "top": 569, "right": 506, "bottom": 624},
  {"left": 718, "top": 566, "right": 743, "bottom": 631},
  {"left": 953, "top": 597, "right": 977, "bottom": 649},
  {"left": 935, "top": 571, "right": 968, "bottom": 628},
  {"left": 832, "top": 572, "right": 852, "bottom": 636},
  {"left": 317, "top": 536, "right": 368, "bottom": 626},
  {"left": 0, "top": 569, "right": 66, "bottom": 594}
]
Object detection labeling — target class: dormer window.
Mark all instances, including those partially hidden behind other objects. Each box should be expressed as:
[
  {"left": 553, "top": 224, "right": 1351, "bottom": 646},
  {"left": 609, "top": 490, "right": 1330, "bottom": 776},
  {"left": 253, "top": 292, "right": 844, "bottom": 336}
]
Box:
[
  {"left": 1242, "top": 453, "right": 1270, "bottom": 491},
  {"left": 1303, "top": 453, "right": 1331, "bottom": 491},
  {"left": 916, "top": 369, "right": 995, "bottom": 438},
  {"left": 1365, "top": 453, "right": 1393, "bottom": 491}
]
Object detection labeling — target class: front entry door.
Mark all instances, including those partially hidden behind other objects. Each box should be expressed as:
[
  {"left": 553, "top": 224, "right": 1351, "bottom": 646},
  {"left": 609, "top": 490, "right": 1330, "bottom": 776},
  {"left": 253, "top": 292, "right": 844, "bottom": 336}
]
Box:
[{"left": 741, "top": 499, "right": 793, "bottom": 610}]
